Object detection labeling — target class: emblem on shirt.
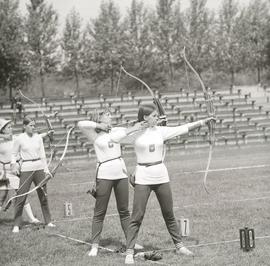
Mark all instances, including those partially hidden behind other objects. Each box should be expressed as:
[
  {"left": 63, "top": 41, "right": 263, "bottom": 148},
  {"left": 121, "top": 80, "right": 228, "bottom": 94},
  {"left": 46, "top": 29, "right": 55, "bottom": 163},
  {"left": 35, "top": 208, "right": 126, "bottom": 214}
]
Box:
[
  {"left": 149, "top": 144, "right": 155, "bottom": 152},
  {"left": 108, "top": 141, "right": 114, "bottom": 148}
]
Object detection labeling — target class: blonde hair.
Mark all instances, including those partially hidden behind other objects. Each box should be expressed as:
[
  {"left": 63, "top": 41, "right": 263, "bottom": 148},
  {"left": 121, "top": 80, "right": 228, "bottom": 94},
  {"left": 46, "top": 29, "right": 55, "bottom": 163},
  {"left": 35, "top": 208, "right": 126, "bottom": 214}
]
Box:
[{"left": 90, "top": 108, "right": 111, "bottom": 123}]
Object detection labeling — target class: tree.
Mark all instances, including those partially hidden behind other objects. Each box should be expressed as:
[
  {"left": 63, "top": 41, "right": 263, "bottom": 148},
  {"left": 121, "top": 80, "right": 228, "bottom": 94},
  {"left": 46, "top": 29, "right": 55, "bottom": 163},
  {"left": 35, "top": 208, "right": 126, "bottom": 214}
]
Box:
[
  {"left": 83, "top": 0, "right": 126, "bottom": 94},
  {"left": 122, "top": 0, "right": 165, "bottom": 92},
  {"left": 182, "top": 0, "right": 215, "bottom": 77},
  {"left": 151, "top": 0, "right": 183, "bottom": 82},
  {"left": 215, "top": 0, "right": 245, "bottom": 84},
  {"left": 242, "top": 0, "right": 270, "bottom": 83},
  {"left": 62, "top": 8, "right": 83, "bottom": 96},
  {"left": 25, "top": 0, "right": 59, "bottom": 97},
  {"left": 0, "top": 0, "right": 30, "bottom": 99}
]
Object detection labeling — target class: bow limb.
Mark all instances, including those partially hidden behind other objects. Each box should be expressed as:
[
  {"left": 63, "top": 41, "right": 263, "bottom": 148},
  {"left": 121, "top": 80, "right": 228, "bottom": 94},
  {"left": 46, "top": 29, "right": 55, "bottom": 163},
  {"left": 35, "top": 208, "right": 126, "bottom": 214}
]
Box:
[
  {"left": 49, "top": 126, "right": 74, "bottom": 177},
  {"left": 120, "top": 66, "right": 167, "bottom": 125},
  {"left": 180, "top": 48, "right": 207, "bottom": 94},
  {"left": 120, "top": 66, "right": 155, "bottom": 98},
  {"left": 2, "top": 173, "right": 52, "bottom": 211},
  {"left": 180, "top": 47, "right": 215, "bottom": 193},
  {"left": 19, "top": 90, "right": 54, "bottom": 142},
  {"left": 19, "top": 90, "right": 54, "bottom": 164}
]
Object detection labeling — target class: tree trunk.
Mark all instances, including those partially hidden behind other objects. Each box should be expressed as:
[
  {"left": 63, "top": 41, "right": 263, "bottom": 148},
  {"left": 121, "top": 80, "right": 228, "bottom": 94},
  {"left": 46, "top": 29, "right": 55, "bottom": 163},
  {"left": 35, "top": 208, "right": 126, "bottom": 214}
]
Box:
[
  {"left": 74, "top": 67, "right": 80, "bottom": 96},
  {"left": 39, "top": 57, "right": 45, "bottom": 98},
  {"left": 230, "top": 70, "right": 235, "bottom": 85},
  {"left": 167, "top": 52, "right": 174, "bottom": 84},
  {"left": 40, "top": 70, "right": 45, "bottom": 98},
  {"left": 110, "top": 67, "right": 114, "bottom": 94},
  {"left": 9, "top": 85, "right": 13, "bottom": 108},
  {"left": 257, "top": 66, "right": 261, "bottom": 84}
]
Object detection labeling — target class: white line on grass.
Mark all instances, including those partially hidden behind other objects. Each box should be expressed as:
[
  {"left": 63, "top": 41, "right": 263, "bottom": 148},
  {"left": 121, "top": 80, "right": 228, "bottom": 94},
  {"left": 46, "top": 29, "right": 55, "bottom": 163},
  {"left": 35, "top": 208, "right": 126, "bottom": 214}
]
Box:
[
  {"left": 51, "top": 233, "right": 170, "bottom": 265},
  {"left": 68, "top": 165, "right": 270, "bottom": 186},
  {"left": 54, "top": 195, "right": 270, "bottom": 223},
  {"left": 135, "top": 235, "right": 270, "bottom": 256},
  {"left": 181, "top": 195, "right": 270, "bottom": 208},
  {"left": 69, "top": 181, "right": 93, "bottom": 186},
  {"left": 55, "top": 213, "right": 119, "bottom": 223},
  {"left": 184, "top": 164, "right": 270, "bottom": 174}
]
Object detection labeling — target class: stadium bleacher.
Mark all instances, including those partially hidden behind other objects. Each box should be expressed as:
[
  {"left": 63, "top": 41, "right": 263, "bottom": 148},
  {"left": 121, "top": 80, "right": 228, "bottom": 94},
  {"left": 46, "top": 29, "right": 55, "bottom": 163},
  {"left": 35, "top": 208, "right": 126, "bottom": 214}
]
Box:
[{"left": 1, "top": 86, "right": 269, "bottom": 160}]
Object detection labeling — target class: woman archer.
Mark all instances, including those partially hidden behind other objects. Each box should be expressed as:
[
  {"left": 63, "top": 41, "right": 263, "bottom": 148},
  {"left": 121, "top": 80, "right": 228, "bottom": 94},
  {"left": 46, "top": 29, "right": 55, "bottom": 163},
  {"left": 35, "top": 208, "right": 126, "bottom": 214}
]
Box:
[
  {"left": 108, "top": 103, "right": 215, "bottom": 265},
  {"left": 10, "top": 116, "right": 55, "bottom": 233},
  {"left": 78, "top": 109, "right": 144, "bottom": 257},
  {"left": 0, "top": 118, "right": 40, "bottom": 224}
]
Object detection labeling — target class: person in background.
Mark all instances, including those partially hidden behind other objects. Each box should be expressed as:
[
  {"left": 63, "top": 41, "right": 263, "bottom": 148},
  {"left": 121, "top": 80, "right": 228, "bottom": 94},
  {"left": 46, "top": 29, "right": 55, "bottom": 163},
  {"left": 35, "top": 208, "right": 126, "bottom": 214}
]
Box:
[
  {"left": 11, "top": 116, "right": 55, "bottom": 233},
  {"left": 0, "top": 119, "right": 39, "bottom": 224},
  {"left": 78, "top": 109, "right": 144, "bottom": 257},
  {"left": 13, "top": 89, "right": 23, "bottom": 119}
]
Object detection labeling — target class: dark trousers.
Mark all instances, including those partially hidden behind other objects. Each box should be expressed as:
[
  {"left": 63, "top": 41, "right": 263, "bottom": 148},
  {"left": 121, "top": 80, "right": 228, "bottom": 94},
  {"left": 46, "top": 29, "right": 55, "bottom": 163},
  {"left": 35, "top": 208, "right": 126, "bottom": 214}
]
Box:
[
  {"left": 0, "top": 190, "right": 8, "bottom": 206},
  {"left": 14, "top": 170, "right": 51, "bottom": 226},
  {"left": 126, "top": 182, "right": 182, "bottom": 250},
  {"left": 91, "top": 178, "right": 130, "bottom": 244}
]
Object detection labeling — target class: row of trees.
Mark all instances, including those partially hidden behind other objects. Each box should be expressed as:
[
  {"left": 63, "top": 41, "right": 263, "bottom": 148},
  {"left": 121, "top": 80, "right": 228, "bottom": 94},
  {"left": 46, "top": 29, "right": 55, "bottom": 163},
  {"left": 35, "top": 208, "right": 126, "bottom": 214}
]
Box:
[{"left": 1, "top": 0, "right": 270, "bottom": 98}]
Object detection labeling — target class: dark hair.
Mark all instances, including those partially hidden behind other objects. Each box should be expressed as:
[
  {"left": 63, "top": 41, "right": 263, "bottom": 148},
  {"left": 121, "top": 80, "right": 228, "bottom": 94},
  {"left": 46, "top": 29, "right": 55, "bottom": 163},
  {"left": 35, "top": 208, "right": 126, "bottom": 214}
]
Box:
[
  {"left": 23, "top": 116, "right": 34, "bottom": 126},
  {"left": 138, "top": 104, "right": 157, "bottom": 122}
]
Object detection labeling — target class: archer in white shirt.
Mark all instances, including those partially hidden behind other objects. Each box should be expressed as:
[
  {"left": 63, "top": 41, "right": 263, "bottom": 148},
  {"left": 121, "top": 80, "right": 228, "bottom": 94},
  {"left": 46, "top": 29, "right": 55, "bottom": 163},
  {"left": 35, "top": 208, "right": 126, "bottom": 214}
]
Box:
[{"left": 10, "top": 117, "right": 55, "bottom": 233}]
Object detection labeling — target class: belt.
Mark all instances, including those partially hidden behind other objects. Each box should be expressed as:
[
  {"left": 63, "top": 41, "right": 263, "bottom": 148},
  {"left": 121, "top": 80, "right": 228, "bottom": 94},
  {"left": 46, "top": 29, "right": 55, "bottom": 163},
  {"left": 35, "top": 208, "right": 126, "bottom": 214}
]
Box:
[
  {"left": 0, "top": 161, "right": 11, "bottom": 165},
  {"left": 138, "top": 161, "right": 163, "bottom": 167},
  {"left": 0, "top": 160, "right": 20, "bottom": 165},
  {"left": 87, "top": 157, "right": 123, "bottom": 198},
  {"left": 22, "top": 158, "right": 41, "bottom": 163},
  {"left": 98, "top": 157, "right": 122, "bottom": 166}
]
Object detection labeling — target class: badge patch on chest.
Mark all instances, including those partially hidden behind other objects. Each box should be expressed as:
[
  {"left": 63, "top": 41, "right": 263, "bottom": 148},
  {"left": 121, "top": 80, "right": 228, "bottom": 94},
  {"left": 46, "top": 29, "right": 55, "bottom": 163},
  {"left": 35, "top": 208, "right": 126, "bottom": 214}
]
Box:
[
  {"left": 149, "top": 144, "right": 155, "bottom": 152},
  {"left": 108, "top": 141, "right": 114, "bottom": 148}
]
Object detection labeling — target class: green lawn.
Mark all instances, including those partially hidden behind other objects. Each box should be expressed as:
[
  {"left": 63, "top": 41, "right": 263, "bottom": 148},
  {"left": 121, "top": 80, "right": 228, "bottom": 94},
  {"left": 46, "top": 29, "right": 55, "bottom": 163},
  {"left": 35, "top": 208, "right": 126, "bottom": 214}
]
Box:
[{"left": 1, "top": 143, "right": 270, "bottom": 266}]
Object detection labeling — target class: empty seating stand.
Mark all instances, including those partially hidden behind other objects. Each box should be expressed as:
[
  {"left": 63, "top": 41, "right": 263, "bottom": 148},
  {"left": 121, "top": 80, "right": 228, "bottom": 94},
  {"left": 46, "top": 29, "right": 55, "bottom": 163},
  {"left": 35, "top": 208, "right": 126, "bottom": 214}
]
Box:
[{"left": 1, "top": 87, "right": 269, "bottom": 160}]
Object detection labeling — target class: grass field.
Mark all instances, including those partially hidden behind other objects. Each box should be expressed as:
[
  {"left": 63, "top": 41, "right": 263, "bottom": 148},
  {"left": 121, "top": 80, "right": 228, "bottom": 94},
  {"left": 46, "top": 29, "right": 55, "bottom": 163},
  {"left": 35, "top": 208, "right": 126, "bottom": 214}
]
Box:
[{"left": 1, "top": 143, "right": 270, "bottom": 266}]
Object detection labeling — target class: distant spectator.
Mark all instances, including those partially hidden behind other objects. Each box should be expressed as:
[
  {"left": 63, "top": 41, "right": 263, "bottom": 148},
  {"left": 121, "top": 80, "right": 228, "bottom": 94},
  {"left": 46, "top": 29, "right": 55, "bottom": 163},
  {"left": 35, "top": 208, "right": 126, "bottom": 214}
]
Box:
[
  {"left": 42, "top": 97, "right": 48, "bottom": 106},
  {"left": 229, "top": 84, "right": 234, "bottom": 95},
  {"left": 69, "top": 92, "right": 78, "bottom": 103},
  {"left": 12, "top": 89, "right": 24, "bottom": 119},
  {"left": 128, "top": 91, "right": 133, "bottom": 101}
]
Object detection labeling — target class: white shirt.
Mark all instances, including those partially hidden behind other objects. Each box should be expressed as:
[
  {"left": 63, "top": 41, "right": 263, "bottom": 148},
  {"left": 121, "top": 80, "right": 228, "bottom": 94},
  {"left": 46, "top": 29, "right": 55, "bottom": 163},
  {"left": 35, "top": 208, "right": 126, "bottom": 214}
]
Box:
[
  {"left": 0, "top": 137, "right": 14, "bottom": 164},
  {"left": 0, "top": 136, "right": 15, "bottom": 172},
  {"left": 78, "top": 121, "right": 128, "bottom": 180},
  {"left": 11, "top": 133, "right": 48, "bottom": 172},
  {"left": 114, "top": 125, "right": 189, "bottom": 185}
]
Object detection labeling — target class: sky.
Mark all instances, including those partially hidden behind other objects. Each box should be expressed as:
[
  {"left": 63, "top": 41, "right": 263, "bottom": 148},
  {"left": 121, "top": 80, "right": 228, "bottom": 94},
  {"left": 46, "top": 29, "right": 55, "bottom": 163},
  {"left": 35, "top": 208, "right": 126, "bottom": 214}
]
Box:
[{"left": 19, "top": 0, "right": 250, "bottom": 29}]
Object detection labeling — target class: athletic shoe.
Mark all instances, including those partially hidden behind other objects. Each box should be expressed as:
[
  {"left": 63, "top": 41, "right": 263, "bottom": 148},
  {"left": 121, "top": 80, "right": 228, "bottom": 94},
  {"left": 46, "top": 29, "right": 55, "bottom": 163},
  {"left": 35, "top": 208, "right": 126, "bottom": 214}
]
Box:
[
  {"left": 134, "top": 243, "right": 144, "bottom": 250},
  {"left": 176, "top": 246, "right": 194, "bottom": 256},
  {"left": 125, "top": 254, "right": 134, "bottom": 264},
  {"left": 88, "top": 247, "right": 98, "bottom": 257},
  {"left": 30, "top": 218, "right": 41, "bottom": 224},
  {"left": 12, "top": 226, "right": 19, "bottom": 233},
  {"left": 47, "top": 222, "right": 56, "bottom": 227}
]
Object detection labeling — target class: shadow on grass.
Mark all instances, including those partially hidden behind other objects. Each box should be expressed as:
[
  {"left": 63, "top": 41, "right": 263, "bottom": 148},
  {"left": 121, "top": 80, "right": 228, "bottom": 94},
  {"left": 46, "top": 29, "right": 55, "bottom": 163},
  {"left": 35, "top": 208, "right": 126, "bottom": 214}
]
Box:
[{"left": 0, "top": 218, "right": 13, "bottom": 227}]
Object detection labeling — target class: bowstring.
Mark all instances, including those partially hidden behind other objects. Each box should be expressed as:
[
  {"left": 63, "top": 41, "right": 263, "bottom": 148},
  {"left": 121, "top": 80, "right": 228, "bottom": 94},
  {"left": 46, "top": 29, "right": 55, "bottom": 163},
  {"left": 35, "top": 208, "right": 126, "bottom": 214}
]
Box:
[
  {"left": 47, "top": 130, "right": 70, "bottom": 168},
  {"left": 183, "top": 55, "right": 204, "bottom": 174}
]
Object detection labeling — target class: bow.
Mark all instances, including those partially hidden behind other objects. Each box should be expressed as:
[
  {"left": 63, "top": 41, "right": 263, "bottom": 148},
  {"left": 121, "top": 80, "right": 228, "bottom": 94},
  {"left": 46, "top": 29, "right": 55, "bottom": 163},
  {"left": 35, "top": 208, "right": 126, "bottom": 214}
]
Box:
[
  {"left": 180, "top": 47, "right": 215, "bottom": 193},
  {"left": 120, "top": 66, "right": 167, "bottom": 126},
  {"left": 2, "top": 126, "right": 74, "bottom": 211},
  {"left": 19, "top": 90, "right": 54, "bottom": 149}
]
